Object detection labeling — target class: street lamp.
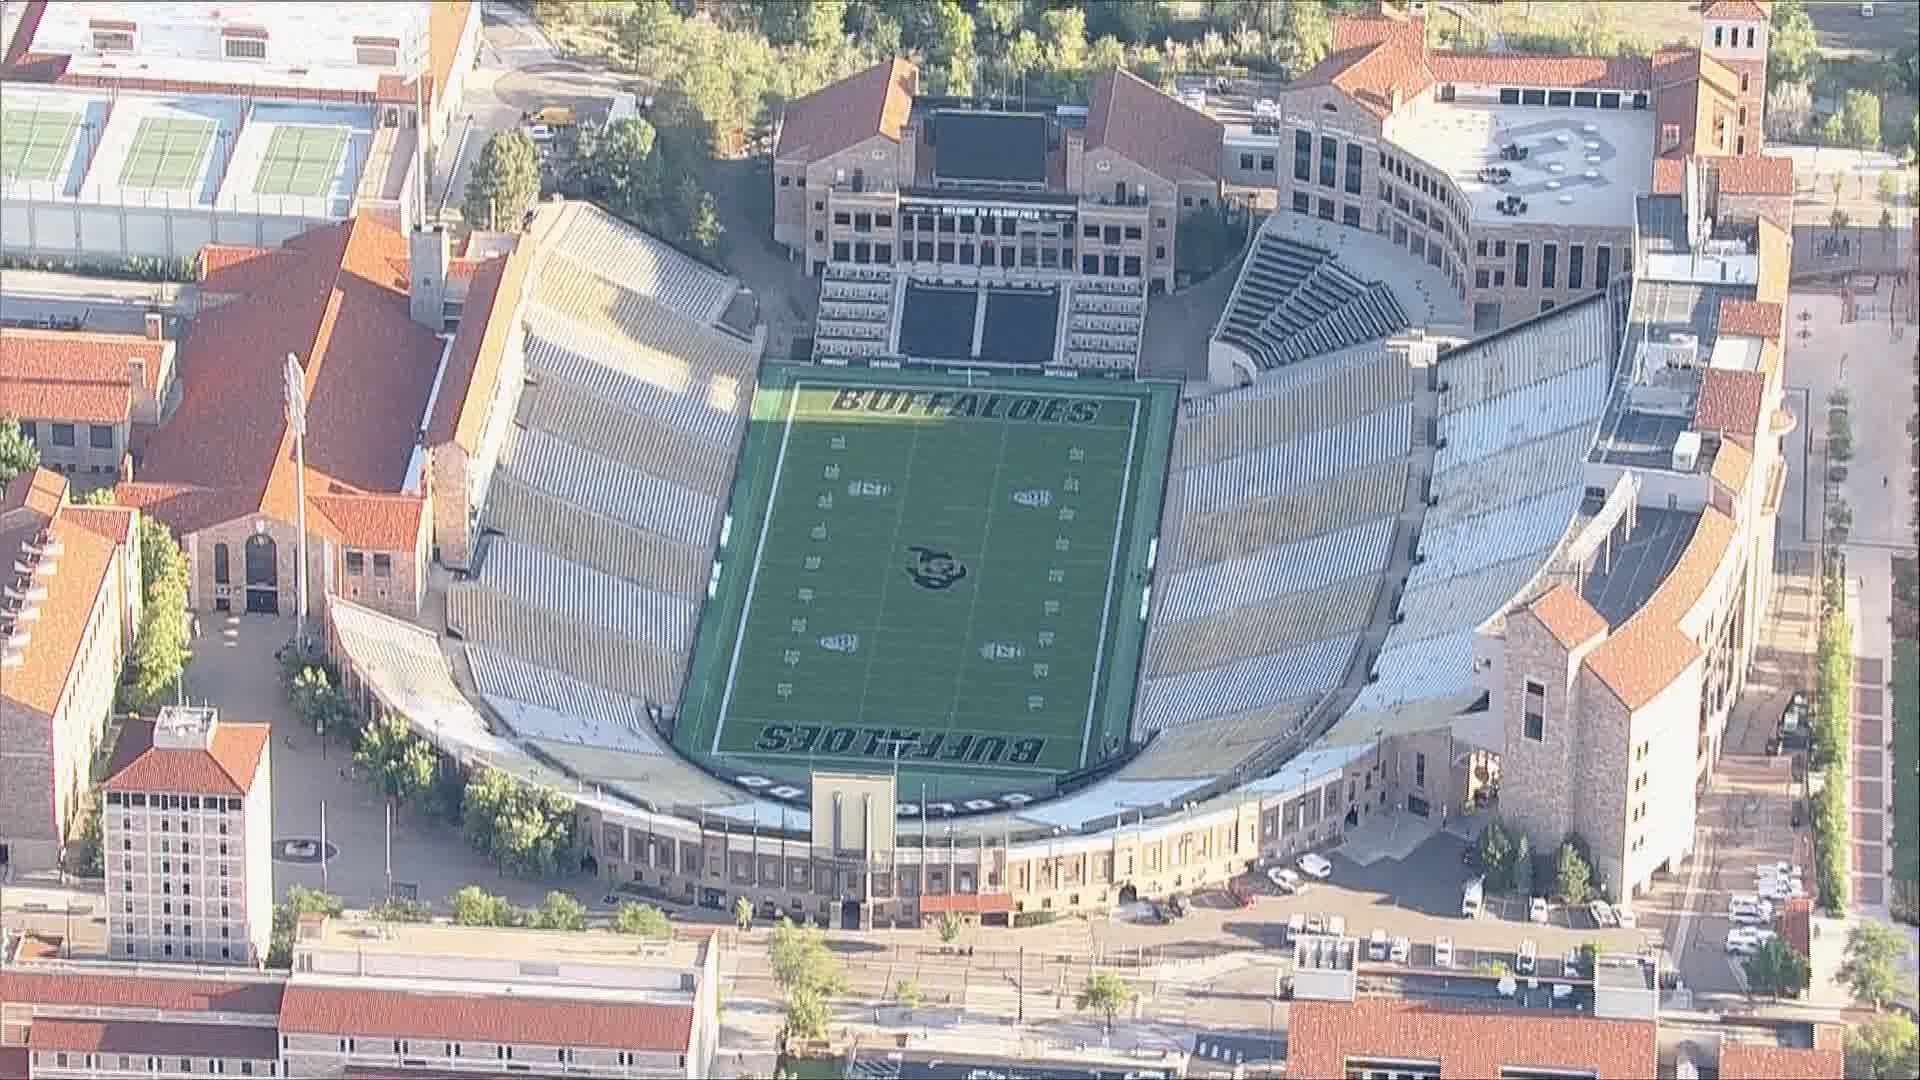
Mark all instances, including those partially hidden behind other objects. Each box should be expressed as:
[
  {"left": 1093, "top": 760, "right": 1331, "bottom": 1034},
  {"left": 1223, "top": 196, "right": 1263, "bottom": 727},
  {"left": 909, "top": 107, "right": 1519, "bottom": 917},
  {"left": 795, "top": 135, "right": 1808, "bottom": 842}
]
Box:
[{"left": 283, "top": 354, "right": 309, "bottom": 649}]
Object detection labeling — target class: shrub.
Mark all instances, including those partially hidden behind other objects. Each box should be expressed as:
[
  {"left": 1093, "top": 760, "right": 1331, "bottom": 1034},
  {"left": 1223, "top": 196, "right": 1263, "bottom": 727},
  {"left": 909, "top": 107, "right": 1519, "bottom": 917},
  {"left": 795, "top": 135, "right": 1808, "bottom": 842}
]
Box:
[{"left": 1013, "top": 910, "right": 1057, "bottom": 929}]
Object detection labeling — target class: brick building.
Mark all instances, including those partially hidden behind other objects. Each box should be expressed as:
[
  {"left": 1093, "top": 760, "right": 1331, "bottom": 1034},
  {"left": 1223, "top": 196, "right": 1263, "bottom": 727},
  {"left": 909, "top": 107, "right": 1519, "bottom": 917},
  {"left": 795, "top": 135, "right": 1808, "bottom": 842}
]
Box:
[{"left": 0, "top": 321, "right": 178, "bottom": 488}]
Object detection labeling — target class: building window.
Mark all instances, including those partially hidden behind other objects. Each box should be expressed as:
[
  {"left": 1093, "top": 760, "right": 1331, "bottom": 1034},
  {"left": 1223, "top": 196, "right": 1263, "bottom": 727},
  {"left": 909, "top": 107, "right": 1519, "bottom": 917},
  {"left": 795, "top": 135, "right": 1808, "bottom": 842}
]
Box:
[
  {"left": 1713, "top": 26, "right": 1724, "bottom": 47},
  {"left": 1292, "top": 191, "right": 1311, "bottom": 215},
  {"left": 51, "top": 423, "right": 76, "bottom": 447},
  {"left": 1568, "top": 244, "right": 1585, "bottom": 290},
  {"left": 1344, "top": 140, "right": 1363, "bottom": 194},
  {"left": 92, "top": 28, "right": 135, "bottom": 52},
  {"left": 779, "top": 176, "right": 791, "bottom": 187},
  {"left": 832, "top": 211, "right": 850, "bottom": 226},
  {"left": 355, "top": 44, "right": 398, "bottom": 67},
  {"left": 89, "top": 424, "right": 115, "bottom": 449},
  {"left": 345, "top": 550, "right": 365, "bottom": 575},
  {"left": 1154, "top": 245, "right": 1166, "bottom": 260},
  {"left": 1514, "top": 243, "right": 1530, "bottom": 287},
  {"left": 1317, "top": 198, "right": 1334, "bottom": 221},
  {"left": 1342, "top": 204, "right": 1361, "bottom": 227},
  {"left": 1293, "top": 128, "right": 1312, "bottom": 181},
  {"left": 1542, "top": 243, "right": 1558, "bottom": 288},
  {"left": 222, "top": 36, "right": 267, "bottom": 60},
  {"left": 1662, "top": 124, "right": 1681, "bottom": 152},
  {"left": 213, "top": 543, "right": 231, "bottom": 585},
  {"left": 1475, "top": 269, "right": 1490, "bottom": 289},
  {"left": 1318, "top": 135, "right": 1337, "bottom": 187},
  {"left": 1415, "top": 753, "right": 1426, "bottom": 788},
  {"left": 1259, "top": 154, "right": 1275, "bottom": 172},
  {"left": 1240, "top": 152, "right": 1255, "bottom": 170},
  {"left": 1523, "top": 680, "right": 1546, "bottom": 741},
  {"left": 1595, "top": 245, "right": 1612, "bottom": 286}
]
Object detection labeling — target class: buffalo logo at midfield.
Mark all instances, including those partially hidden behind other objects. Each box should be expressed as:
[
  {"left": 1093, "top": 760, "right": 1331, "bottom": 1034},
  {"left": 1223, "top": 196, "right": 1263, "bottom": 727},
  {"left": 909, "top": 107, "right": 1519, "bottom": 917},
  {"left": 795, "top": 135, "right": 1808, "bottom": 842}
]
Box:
[{"left": 904, "top": 545, "right": 968, "bottom": 591}]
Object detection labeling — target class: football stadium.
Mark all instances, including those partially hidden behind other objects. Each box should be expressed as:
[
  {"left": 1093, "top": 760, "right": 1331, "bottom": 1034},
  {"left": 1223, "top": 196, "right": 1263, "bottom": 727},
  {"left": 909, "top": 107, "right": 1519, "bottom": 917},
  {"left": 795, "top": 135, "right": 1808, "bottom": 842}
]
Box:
[{"left": 677, "top": 367, "right": 1175, "bottom": 798}]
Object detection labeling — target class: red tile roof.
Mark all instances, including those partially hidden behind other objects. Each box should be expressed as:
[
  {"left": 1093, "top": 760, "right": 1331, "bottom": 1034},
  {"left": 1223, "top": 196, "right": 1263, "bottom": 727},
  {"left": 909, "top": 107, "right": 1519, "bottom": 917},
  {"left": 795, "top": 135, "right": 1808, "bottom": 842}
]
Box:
[
  {"left": 1719, "top": 1041, "right": 1845, "bottom": 1080},
  {"left": 430, "top": 239, "right": 534, "bottom": 452},
  {"left": 4, "top": 466, "right": 64, "bottom": 518},
  {"left": 111, "top": 482, "right": 263, "bottom": 537},
  {"left": 1429, "top": 52, "right": 1652, "bottom": 91},
  {"left": 1296, "top": 37, "right": 1432, "bottom": 118},
  {"left": 0, "top": 327, "right": 168, "bottom": 425},
  {"left": 775, "top": 57, "right": 916, "bottom": 160},
  {"left": 136, "top": 217, "right": 443, "bottom": 539},
  {"left": 1707, "top": 153, "right": 1794, "bottom": 195},
  {"left": 0, "top": 969, "right": 284, "bottom": 1014},
  {"left": 1694, "top": 367, "right": 1769, "bottom": 436},
  {"left": 28, "top": 1019, "right": 280, "bottom": 1059},
  {"left": 103, "top": 717, "right": 272, "bottom": 797},
  {"left": 1701, "top": 0, "right": 1771, "bottom": 19},
  {"left": 428, "top": 1, "right": 474, "bottom": 112},
  {"left": 1086, "top": 68, "right": 1226, "bottom": 183},
  {"left": 196, "top": 243, "right": 299, "bottom": 292},
  {"left": 1286, "top": 998, "right": 1657, "bottom": 1079},
  {"left": 1717, "top": 298, "right": 1783, "bottom": 339},
  {"left": 1, "top": 0, "right": 46, "bottom": 65},
  {"left": 1529, "top": 584, "right": 1609, "bottom": 647},
  {"left": 310, "top": 492, "right": 426, "bottom": 551},
  {"left": 1652, "top": 156, "right": 1688, "bottom": 194},
  {"left": 2, "top": 508, "right": 118, "bottom": 718},
  {"left": 63, "top": 504, "right": 135, "bottom": 545},
  {"left": 1582, "top": 506, "right": 1738, "bottom": 709},
  {"left": 279, "top": 985, "right": 695, "bottom": 1052}
]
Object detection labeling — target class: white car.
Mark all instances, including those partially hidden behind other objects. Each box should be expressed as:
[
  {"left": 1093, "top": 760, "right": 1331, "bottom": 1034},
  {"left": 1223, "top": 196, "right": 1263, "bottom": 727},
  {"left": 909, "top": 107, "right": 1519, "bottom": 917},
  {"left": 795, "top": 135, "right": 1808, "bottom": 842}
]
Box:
[
  {"left": 1368, "top": 928, "right": 1389, "bottom": 961},
  {"left": 1268, "top": 866, "right": 1304, "bottom": 893},
  {"left": 1728, "top": 897, "right": 1775, "bottom": 926},
  {"left": 1758, "top": 877, "right": 1805, "bottom": 902},
  {"left": 1390, "top": 936, "right": 1411, "bottom": 963},
  {"left": 1434, "top": 936, "right": 1454, "bottom": 968},
  {"left": 1726, "top": 927, "right": 1777, "bottom": 955},
  {"left": 1588, "top": 900, "right": 1617, "bottom": 927},
  {"left": 1328, "top": 915, "right": 1346, "bottom": 938},
  {"left": 1758, "top": 862, "right": 1804, "bottom": 881},
  {"left": 1516, "top": 939, "right": 1538, "bottom": 975},
  {"left": 1615, "top": 904, "right": 1637, "bottom": 929},
  {"left": 1530, "top": 896, "right": 1550, "bottom": 924},
  {"left": 1297, "top": 853, "right": 1334, "bottom": 880}
]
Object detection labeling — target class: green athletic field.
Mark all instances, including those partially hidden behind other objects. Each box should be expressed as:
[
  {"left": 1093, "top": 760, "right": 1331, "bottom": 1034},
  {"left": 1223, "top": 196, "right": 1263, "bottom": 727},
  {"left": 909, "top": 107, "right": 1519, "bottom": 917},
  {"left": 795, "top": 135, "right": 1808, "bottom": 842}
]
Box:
[
  {"left": 0, "top": 106, "right": 79, "bottom": 183},
  {"left": 118, "top": 116, "right": 213, "bottom": 190},
  {"left": 678, "top": 365, "right": 1175, "bottom": 800},
  {"left": 254, "top": 124, "right": 347, "bottom": 197}
]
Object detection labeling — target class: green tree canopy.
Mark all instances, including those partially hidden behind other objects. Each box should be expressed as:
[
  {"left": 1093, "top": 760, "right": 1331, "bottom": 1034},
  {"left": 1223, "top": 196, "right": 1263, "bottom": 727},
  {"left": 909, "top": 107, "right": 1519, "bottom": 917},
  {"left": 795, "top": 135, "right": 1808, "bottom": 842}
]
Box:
[
  {"left": 613, "top": 900, "right": 673, "bottom": 938},
  {"left": 769, "top": 915, "right": 848, "bottom": 997},
  {"left": 128, "top": 518, "right": 190, "bottom": 709},
  {"left": 1274, "top": 0, "right": 1333, "bottom": 78},
  {"left": 267, "top": 885, "right": 343, "bottom": 967},
  {"left": 760, "top": 0, "right": 846, "bottom": 48},
  {"left": 1512, "top": 833, "right": 1535, "bottom": 898},
  {"left": 464, "top": 130, "right": 541, "bottom": 231},
  {"left": 0, "top": 414, "right": 36, "bottom": 483},
  {"left": 450, "top": 884, "right": 523, "bottom": 927},
  {"left": 530, "top": 889, "right": 587, "bottom": 931},
  {"left": 734, "top": 895, "right": 754, "bottom": 932},
  {"left": 354, "top": 712, "right": 438, "bottom": 808},
  {"left": 460, "top": 766, "right": 576, "bottom": 877},
  {"left": 1743, "top": 936, "right": 1812, "bottom": 999},
  {"left": 1554, "top": 837, "right": 1593, "bottom": 905},
  {"left": 368, "top": 896, "right": 432, "bottom": 923},
  {"left": 1847, "top": 1014, "right": 1920, "bottom": 1080},
  {"left": 1839, "top": 921, "right": 1908, "bottom": 1009},
  {"left": 1075, "top": 971, "right": 1135, "bottom": 1037},
  {"left": 1768, "top": 0, "right": 1821, "bottom": 90},
  {"left": 783, "top": 984, "right": 830, "bottom": 1041},
  {"left": 1840, "top": 89, "right": 1883, "bottom": 151}
]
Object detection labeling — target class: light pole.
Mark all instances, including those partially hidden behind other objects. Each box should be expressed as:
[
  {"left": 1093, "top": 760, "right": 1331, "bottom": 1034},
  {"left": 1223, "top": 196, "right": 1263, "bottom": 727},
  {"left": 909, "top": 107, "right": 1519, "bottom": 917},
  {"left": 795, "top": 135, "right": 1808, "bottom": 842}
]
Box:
[{"left": 282, "top": 354, "right": 309, "bottom": 649}]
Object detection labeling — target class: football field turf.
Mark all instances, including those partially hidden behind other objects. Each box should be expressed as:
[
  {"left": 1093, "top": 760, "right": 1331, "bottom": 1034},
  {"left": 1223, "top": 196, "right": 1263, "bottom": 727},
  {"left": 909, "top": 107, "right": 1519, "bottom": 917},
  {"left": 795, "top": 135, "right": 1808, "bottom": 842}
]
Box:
[{"left": 679, "top": 365, "right": 1175, "bottom": 799}]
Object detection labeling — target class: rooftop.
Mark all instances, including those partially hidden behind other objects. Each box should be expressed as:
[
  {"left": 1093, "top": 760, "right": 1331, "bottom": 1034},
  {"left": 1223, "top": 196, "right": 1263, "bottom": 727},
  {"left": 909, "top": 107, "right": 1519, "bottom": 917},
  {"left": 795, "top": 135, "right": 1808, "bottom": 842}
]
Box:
[
  {"left": 774, "top": 55, "right": 916, "bottom": 161},
  {"left": 2, "top": 474, "right": 123, "bottom": 718},
  {"left": 279, "top": 983, "right": 695, "bottom": 1052},
  {"left": 1285, "top": 998, "right": 1657, "bottom": 1080},
  {"left": 0, "top": 965, "right": 286, "bottom": 1014},
  {"left": 1718, "top": 1040, "right": 1846, "bottom": 1080},
  {"left": 305, "top": 915, "right": 707, "bottom": 971},
  {"left": 929, "top": 109, "right": 1049, "bottom": 186},
  {"left": 0, "top": 326, "right": 170, "bottom": 424},
  {"left": 27, "top": 1019, "right": 279, "bottom": 1059},
  {"left": 1085, "top": 68, "right": 1223, "bottom": 184},
  {"left": 103, "top": 712, "right": 271, "bottom": 796},
  {"left": 1576, "top": 507, "right": 1700, "bottom": 628},
  {"left": 1386, "top": 100, "right": 1652, "bottom": 229}
]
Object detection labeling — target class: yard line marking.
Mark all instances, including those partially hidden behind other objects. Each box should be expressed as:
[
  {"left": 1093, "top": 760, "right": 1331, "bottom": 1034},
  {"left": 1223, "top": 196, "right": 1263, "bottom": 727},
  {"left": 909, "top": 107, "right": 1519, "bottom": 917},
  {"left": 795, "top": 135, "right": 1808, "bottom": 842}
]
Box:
[
  {"left": 943, "top": 408, "right": 1014, "bottom": 743},
  {"left": 1081, "top": 397, "right": 1139, "bottom": 769},
  {"left": 853, "top": 411, "right": 923, "bottom": 735},
  {"left": 712, "top": 383, "right": 803, "bottom": 756}
]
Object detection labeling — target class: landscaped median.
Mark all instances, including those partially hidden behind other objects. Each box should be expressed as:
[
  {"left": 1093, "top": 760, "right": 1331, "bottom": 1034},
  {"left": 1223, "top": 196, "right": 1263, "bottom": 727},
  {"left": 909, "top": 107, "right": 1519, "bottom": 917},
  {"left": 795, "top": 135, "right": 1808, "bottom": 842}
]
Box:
[
  {"left": 1812, "top": 555, "right": 1853, "bottom": 915},
  {"left": 1891, "top": 638, "right": 1917, "bottom": 924}
]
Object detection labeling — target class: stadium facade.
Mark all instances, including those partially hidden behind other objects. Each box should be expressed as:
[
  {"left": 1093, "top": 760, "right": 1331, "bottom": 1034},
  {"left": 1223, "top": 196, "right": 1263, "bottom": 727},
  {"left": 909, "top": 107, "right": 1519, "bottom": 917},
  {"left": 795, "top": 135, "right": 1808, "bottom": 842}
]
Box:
[{"left": 3, "top": 0, "right": 1801, "bottom": 926}]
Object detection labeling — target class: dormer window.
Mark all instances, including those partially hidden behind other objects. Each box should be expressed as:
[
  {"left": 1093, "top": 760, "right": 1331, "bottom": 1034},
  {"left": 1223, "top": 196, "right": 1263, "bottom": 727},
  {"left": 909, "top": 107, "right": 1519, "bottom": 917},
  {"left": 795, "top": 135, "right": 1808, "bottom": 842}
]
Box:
[{"left": 222, "top": 28, "right": 269, "bottom": 61}]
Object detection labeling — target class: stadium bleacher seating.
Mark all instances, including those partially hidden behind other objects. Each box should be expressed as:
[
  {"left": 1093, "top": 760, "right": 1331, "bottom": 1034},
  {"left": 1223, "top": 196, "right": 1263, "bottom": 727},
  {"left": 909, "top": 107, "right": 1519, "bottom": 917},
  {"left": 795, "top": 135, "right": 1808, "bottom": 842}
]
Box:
[
  {"left": 468, "top": 644, "right": 670, "bottom": 755},
  {"left": 1178, "top": 404, "right": 1411, "bottom": 514},
  {"left": 502, "top": 427, "right": 718, "bottom": 548},
  {"left": 1176, "top": 344, "right": 1411, "bottom": 468},
  {"left": 446, "top": 583, "right": 683, "bottom": 700},
  {"left": 1135, "top": 633, "right": 1361, "bottom": 734},
  {"left": 552, "top": 204, "right": 737, "bottom": 326},
  {"left": 1172, "top": 459, "right": 1406, "bottom": 569},
  {"left": 483, "top": 475, "right": 711, "bottom": 598},
  {"left": 1148, "top": 575, "right": 1377, "bottom": 678},
  {"left": 815, "top": 265, "right": 901, "bottom": 363},
  {"left": 522, "top": 315, "right": 748, "bottom": 448},
  {"left": 1157, "top": 516, "right": 1394, "bottom": 622},
  {"left": 476, "top": 537, "right": 700, "bottom": 646},
  {"left": 521, "top": 374, "right": 735, "bottom": 493}
]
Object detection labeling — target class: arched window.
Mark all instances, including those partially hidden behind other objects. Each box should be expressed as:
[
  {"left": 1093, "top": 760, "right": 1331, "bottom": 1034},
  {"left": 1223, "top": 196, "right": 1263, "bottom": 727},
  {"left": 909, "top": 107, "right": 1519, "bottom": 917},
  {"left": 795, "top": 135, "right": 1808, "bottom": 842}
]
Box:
[{"left": 212, "top": 543, "right": 230, "bottom": 585}]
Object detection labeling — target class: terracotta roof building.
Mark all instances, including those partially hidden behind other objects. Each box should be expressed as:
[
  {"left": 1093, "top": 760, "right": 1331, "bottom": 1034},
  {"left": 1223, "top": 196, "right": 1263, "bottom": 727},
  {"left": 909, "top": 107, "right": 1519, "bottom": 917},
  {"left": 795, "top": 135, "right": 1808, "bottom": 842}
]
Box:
[
  {"left": 772, "top": 56, "right": 1222, "bottom": 294},
  {"left": 100, "top": 707, "right": 274, "bottom": 966},
  {"left": 1718, "top": 1039, "right": 1846, "bottom": 1080},
  {"left": 0, "top": 469, "right": 142, "bottom": 873},
  {"left": 0, "top": 320, "right": 177, "bottom": 482},
  {"left": 1286, "top": 998, "right": 1659, "bottom": 1079},
  {"left": 118, "top": 215, "right": 441, "bottom": 624}
]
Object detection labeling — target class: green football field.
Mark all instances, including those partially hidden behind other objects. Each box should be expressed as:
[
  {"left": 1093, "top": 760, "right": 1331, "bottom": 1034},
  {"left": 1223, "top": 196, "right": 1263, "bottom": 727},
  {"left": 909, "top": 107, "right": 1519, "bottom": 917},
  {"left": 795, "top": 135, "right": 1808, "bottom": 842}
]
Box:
[{"left": 679, "top": 365, "right": 1174, "bottom": 799}]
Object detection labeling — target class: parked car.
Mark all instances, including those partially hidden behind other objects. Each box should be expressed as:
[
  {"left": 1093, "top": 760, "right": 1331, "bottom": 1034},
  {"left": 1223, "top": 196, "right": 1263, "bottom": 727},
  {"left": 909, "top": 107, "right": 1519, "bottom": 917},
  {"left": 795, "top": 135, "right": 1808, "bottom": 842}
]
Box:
[
  {"left": 1779, "top": 691, "right": 1812, "bottom": 748},
  {"left": 1368, "top": 928, "right": 1389, "bottom": 961},
  {"left": 1287, "top": 913, "right": 1307, "bottom": 941},
  {"left": 1615, "top": 904, "right": 1637, "bottom": 929},
  {"left": 1434, "top": 936, "right": 1454, "bottom": 968},
  {"left": 1390, "top": 935, "right": 1411, "bottom": 964},
  {"left": 1758, "top": 876, "right": 1805, "bottom": 902},
  {"left": 1463, "top": 876, "right": 1485, "bottom": 918},
  {"left": 1726, "top": 926, "right": 1777, "bottom": 955},
  {"left": 1588, "top": 900, "right": 1617, "bottom": 928},
  {"left": 1167, "top": 893, "right": 1190, "bottom": 919},
  {"left": 1297, "top": 852, "right": 1334, "bottom": 880},
  {"left": 1516, "top": 939, "right": 1538, "bottom": 975},
  {"left": 1728, "top": 896, "right": 1775, "bottom": 926},
  {"left": 1758, "top": 862, "right": 1804, "bottom": 880},
  {"left": 1328, "top": 915, "right": 1347, "bottom": 938},
  {"left": 1268, "top": 866, "right": 1304, "bottom": 894},
  {"left": 1530, "top": 896, "right": 1550, "bottom": 924}
]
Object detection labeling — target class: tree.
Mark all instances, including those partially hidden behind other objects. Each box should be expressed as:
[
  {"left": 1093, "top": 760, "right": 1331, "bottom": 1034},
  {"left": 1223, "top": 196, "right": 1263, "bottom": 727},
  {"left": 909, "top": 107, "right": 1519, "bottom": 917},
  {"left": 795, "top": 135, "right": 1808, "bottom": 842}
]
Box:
[
  {"left": 368, "top": 895, "right": 432, "bottom": 923},
  {"left": 1743, "top": 936, "right": 1812, "bottom": 999},
  {"left": 894, "top": 977, "right": 921, "bottom": 1010},
  {"left": 461, "top": 766, "right": 576, "bottom": 877},
  {"left": 127, "top": 519, "right": 190, "bottom": 710},
  {"left": 1847, "top": 1014, "right": 1920, "bottom": 1080},
  {"left": 768, "top": 915, "right": 847, "bottom": 997},
  {"left": 530, "top": 890, "right": 587, "bottom": 931},
  {"left": 1840, "top": 921, "right": 1908, "bottom": 1009},
  {"left": 974, "top": 0, "right": 1025, "bottom": 43},
  {"left": 1075, "top": 971, "right": 1135, "bottom": 1040},
  {"left": 569, "top": 116, "right": 660, "bottom": 217},
  {"left": 1768, "top": 0, "right": 1820, "bottom": 90},
  {"left": 937, "top": 911, "right": 963, "bottom": 944},
  {"left": 734, "top": 895, "right": 754, "bottom": 932},
  {"left": 0, "top": 414, "right": 36, "bottom": 482},
  {"left": 614, "top": 900, "right": 673, "bottom": 938},
  {"left": 924, "top": 0, "right": 976, "bottom": 71},
  {"left": 760, "top": 0, "right": 846, "bottom": 48},
  {"left": 267, "top": 885, "right": 343, "bottom": 967},
  {"left": 1820, "top": 112, "right": 1848, "bottom": 149},
  {"left": 463, "top": 130, "right": 541, "bottom": 231},
  {"left": 1477, "top": 818, "right": 1515, "bottom": 891},
  {"left": 1554, "top": 839, "right": 1592, "bottom": 905},
  {"left": 1841, "top": 89, "right": 1883, "bottom": 152},
  {"left": 1766, "top": 81, "right": 1813, "bottom": 141},
  {"left": 1038, "top": 6, "right": 1087, "bottom": 76},
  {"left": 1274, "top": 0, "right": 1333, "bottom": 77},
  {"left": 78, "top": 487, "right": 115, "bottom": 505},
  {"left": 354, "top": 712, "right": 438, "bottom": 808},
  {"left": 67, "top": 798, "right": 104, "bottom": 878},
  {"left": 1831, "top": 207, "right": 1852, "bottom": 241},
  {"left": 289, "top": 664, "right": 348, "bottom": 738},
  {"left": 450, "top": 885, "right": 522, "bottom": 927},
  {"left": 1512, "top": 833, "right": 1535, "bottom": 898},
  {"left": 618, "top": 1, "right": 678, "bottom": 73},
  {"left": 783, "top": 984, "right": 830, "bottom": 1042}
]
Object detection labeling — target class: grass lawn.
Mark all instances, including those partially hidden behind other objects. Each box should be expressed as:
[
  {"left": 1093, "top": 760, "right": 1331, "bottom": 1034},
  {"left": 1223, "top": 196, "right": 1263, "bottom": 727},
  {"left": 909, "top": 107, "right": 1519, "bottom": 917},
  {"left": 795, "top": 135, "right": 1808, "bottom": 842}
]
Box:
[
  {"left": 776, "top": 1056, "right": 845, "bottom": 1080},
  {"left": 678, "top": 366, "right": 1172, "bottom": 798},
  {"left": 1893, "top": 638, "right": 1917, "bottom": 885}
]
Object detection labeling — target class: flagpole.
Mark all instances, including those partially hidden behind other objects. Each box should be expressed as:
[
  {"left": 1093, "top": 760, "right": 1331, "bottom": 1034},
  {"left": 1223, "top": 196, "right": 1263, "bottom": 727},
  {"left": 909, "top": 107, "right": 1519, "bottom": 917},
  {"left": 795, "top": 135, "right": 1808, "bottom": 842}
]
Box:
[
  {"left": 384, "top": 800, "right": 393, "bottom": 900},
  {"left": 319, "top": 799, "right": 329, "bottom": 895}
]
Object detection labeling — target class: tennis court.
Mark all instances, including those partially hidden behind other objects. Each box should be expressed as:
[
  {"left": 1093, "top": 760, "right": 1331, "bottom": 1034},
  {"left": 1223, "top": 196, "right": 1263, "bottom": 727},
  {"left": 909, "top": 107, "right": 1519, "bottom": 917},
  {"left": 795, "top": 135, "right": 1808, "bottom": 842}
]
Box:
[
  {"left": 0, "top": 106, "right": 80, "bottom": 183},
  {"left": 118, "top": 116, "right": 214, "bottom": 190},
  {"left": 253, "top": 124, "right": 348, "bottom": 197}
]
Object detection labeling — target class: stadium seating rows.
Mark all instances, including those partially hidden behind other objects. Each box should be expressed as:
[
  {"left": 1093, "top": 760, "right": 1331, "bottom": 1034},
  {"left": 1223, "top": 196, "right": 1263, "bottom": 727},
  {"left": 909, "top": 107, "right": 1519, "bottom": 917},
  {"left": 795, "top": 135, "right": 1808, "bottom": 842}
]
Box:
[
  {"left": 483, "top": 475, "right": 712, "bottom": 598},
  {"left": 1424, "top": 424, "right": 1593, "bottom": 531},
  {"left": 1260, "top": 212, "right": 1468, "bottom": 331},
  {"left": 1179, "top": 404, "right": 1412, "bottom": 514},
  {"left": 1348, "top": 631, "right": 1478, "bottom": 715},
  {"left": 521, "top": 373, "right": 735, "bottom": 493},
  {"left": 1156, "top": 516, "right": 1395, "bottom": 623},
  {"left": 1123, "top": 702, "right": 1313, "bottom": 778},
  {"left": 468, "top": 644, "right": 670, "bottom": 755},
  {"left": 522, "top": 319, "right": 746, "bottom": 448},
  {"left": 552, "top": 205, "right": 737, "bottom": 326},
  {"left": 503, "top": 427, "right": 718, "bottom": 548},
  {"left": 447, "top": 583, "right": 684, "bottom": 700},
  {"left": 1148, "top": 574, "right": 1378, "bottom": 678},
  {"left": 1409, "top": 486, "right": 1583, "bottom": 588},
  {"left": 1433, "top": 362, "right": 1608, "bottom": 473},
  {"left": 1437, "top": 293, "right": 1615, "bottom": 413},
  {"left": 476, "top": 537, "right": 700, "bottom": 646},
  {"left": 1176, "top": 346, "right": 1412, "bottom": 468},
  {"left": 1171, "top": 459, "right": 1406, "bottom": 569},
  {"left": 1388, "top": 554, "right": 1548, "bottom": 645},
  {"left": 1214, "top": 229, "right": 1415, "bottom": 370},
  {"left": 1134, "top": 632, "right": 1361, "bottom": 734}
]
